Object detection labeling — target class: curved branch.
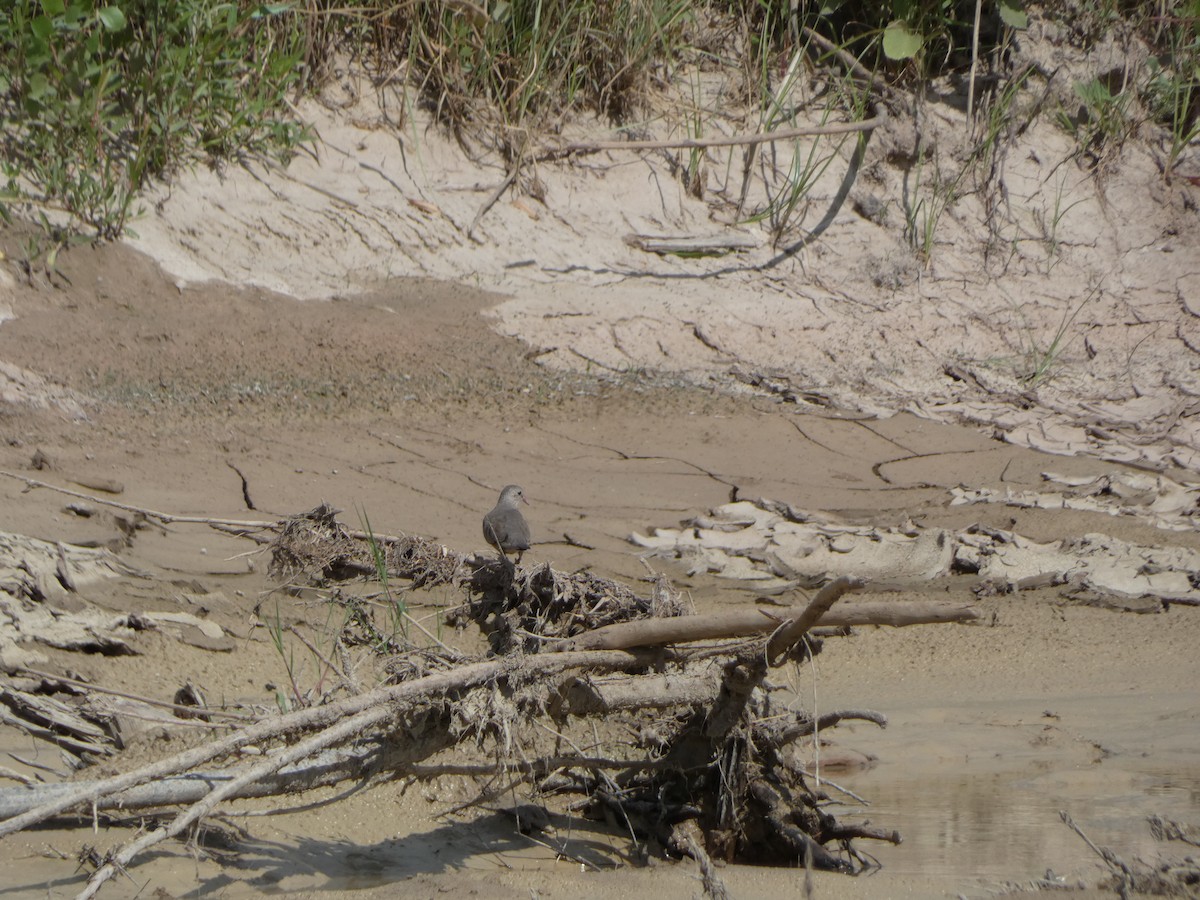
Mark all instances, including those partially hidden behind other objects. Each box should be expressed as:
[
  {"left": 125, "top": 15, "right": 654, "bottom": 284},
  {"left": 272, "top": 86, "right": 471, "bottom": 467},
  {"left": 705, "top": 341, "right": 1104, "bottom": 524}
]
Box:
[
  {"left": 536, "top": 106, "right": 888, "bottom": 161},
  {"left": 766, "top": 576, "right": 867, "bottom": 666}
]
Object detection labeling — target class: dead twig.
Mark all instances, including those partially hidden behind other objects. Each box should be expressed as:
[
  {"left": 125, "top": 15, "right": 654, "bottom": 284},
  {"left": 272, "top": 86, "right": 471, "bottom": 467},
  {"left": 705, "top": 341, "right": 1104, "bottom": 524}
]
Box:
[
  {"left": 536, "top": 106, "right": 888, "bottom": 161},
  {"left": 468, "top": 165, "right": 518, "bottom": 240},
  {"left": 0, "top": 470, "right": 277, "bottom": 530},
  {"left": 15, "top": 667, "right": 252, "bottom": 722},
  {"left": 0, "top": 648, "right": 662, "bottom": 839},
  {"left": 1060, "top": 810, "right": 1135, "bottom": 898}
]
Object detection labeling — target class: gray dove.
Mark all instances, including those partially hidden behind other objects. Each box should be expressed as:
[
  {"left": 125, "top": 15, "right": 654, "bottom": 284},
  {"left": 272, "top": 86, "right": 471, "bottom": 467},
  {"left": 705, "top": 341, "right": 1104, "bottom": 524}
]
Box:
[{"left": 482, "top": 484, "right": 531, "bottom": 564}]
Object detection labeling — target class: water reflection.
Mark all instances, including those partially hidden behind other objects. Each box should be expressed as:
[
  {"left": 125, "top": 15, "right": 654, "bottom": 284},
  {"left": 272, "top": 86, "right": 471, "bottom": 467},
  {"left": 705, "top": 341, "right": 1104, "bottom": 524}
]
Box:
[{"left": 824, "top": 762, "right": 1200, "bottom": 883}]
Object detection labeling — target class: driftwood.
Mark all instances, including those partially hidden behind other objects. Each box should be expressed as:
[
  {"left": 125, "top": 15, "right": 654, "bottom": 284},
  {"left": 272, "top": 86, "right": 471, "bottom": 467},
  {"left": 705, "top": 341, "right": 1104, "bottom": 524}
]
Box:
[
  {"left": 624, "top": 233, "right": 762, "bottom": 256},
  {"left": 552, "top": 594, "right": 978, "bottom": 652},
  {"left": 0, "top": 688, "right": 114, "bottom": 759},
  {"left": 0, "top": 504, "right": 983, "bottom": 898},
  {"left": 0, "top": 647, "right": 657, "bottom": 839},
  {"left": 0, "top": 746, "right": 369, "bottom": 819}
]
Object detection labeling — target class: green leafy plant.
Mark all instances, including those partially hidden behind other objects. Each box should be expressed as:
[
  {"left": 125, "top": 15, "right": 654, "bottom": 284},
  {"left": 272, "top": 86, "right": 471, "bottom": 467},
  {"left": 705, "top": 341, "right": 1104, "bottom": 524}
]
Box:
[
  {"left": 806, "top": 0, "right": 1027, "bottom": 75},
  {"left": 12, "top": 213, "right": 89, "bottom": 284},
  {"left": 0, "top": 0, "right": 310, "bottom": 238},
  {"left": 1060, "top": 77, "right": 1134, "bottom": 163}
]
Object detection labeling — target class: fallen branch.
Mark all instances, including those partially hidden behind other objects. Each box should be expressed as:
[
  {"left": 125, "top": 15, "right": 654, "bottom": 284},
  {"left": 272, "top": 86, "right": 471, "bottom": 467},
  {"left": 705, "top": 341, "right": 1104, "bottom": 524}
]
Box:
[
  {"left": 0, "top": 746, "right": 375, "bottom": 820},
  {"left": 624, "top": 233, "right": 761, "bottom": 256},
  {"left": 551, "top": 593, "right": 977, "bottom": 652},
  {"left": 774, "top": 709, "right": 888, "bottom": 743},
  {"left": 536, "top": 105, "right": 887, "bottom": 160},
  {"left": 0, "top": 470, "right": 277, "bottom": 530},
  {"left": 766, "top": 576, "right": 865, "bottom": 665},
  {"left": 0, "top": 749, "right": 673, "bottom": 820},
  {"left": 78, "top": 699, "right": 386, "bottom": 899},
  {"left": 0, "top": 648, "right": 661, "bottom": 839}
]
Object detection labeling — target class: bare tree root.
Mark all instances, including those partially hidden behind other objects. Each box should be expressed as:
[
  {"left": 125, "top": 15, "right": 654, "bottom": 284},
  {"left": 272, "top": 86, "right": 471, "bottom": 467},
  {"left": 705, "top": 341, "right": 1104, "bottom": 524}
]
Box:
[{"left": 0, "top": 505, "right": 983, "bottom": 894}]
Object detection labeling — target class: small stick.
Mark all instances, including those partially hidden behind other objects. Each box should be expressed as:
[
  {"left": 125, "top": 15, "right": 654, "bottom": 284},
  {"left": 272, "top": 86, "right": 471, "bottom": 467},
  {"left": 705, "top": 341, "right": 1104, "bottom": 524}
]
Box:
[
  {"left": 468, "top": 165, "right": 519, "bottom": 239},
  {"left": 1059, "top": 810, "right": 1135, "bottom": 883},
  {"left": 968, "top": 0, "right": 983, "bottom": 122},
  {"left": 0, "top": 470, "right": 276, "bottom": 529},
  {"left": 537, "top": 108, "right": 887, "bottom": 160},
  {"left": 799, "top": 26, "right": 893, "bottom": 96},
  {"left": 16, "top": 667, "right": 251, "bottom": 722},
  {"left": 817, "top": 776, "right": 871, "bottom": 806}
]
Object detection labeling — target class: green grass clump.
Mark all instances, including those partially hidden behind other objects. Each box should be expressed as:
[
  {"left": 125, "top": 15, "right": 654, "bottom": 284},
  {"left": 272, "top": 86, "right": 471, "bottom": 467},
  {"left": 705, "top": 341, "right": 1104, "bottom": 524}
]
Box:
[
  {"left": 1144, "top": 2, "right": 1200, "bottom": 173},
  {"left": 388, "top": 0, "right": 692, "bottom": 145},
  {"left": 0, "top": 0, "right": 311, "bottom": 238}
]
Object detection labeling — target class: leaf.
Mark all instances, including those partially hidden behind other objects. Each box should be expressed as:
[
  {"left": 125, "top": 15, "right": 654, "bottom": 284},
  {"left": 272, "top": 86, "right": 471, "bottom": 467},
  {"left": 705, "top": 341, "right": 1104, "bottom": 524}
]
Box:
[
  {"left": 96, "top": 6, "right": 127, "bottom": 32},
  {"left": 251, "top": 3, "right": 293, "bottom": 19},
  {"left": 30, "top": 14, "right": 54, "bottom": 41},
  {"left": 26, "top": 72, "right": 51, "bottom": 100},
  {"left": 39, "top": 0, "right": 66, "bottom": 15},
  {"left": 1075, "top": 78, "right": 1111, "bottom": 106},
  {"left": 998, "top": 0, "right": 1028, "bottom": 29},
  {"left": 882, "top": 20, "right": 922, "bottom": 61}
]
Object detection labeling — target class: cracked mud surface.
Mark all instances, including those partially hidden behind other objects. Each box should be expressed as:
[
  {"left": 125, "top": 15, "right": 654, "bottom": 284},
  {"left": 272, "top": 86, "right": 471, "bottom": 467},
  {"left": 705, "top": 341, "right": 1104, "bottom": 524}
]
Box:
[{"left": 1, "top": 226, "right": 1197, "bottom": 898}]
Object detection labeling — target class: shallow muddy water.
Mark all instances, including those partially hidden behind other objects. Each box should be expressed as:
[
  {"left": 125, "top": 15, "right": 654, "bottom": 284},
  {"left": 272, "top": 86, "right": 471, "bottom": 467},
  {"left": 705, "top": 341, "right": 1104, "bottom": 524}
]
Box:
[{"left": 831, "top": 712, "right": 1200, "bottom": 890}]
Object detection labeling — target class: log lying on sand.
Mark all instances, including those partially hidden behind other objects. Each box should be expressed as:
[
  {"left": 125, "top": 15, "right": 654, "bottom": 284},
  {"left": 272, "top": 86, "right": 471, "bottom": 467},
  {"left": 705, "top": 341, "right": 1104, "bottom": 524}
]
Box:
[
  {"left": 0, "top": 746, "right": 375, "bottom": 820},
  {"left": 553, "top": 596, "right": 979, "bottom": 652}
]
